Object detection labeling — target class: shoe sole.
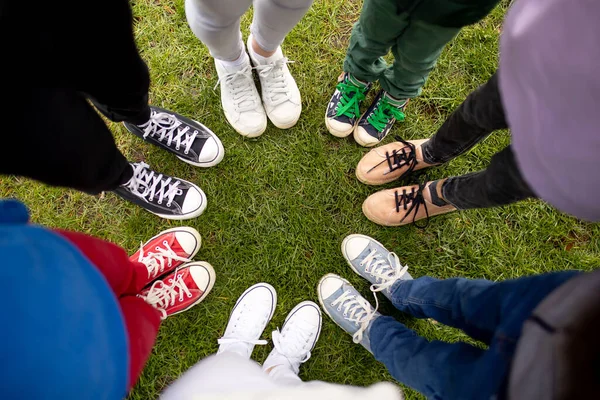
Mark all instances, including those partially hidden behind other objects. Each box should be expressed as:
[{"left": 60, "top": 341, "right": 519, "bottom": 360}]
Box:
[
  {"left": 341, "top": 234, "right": 387, "bottom": 279},
  {"left": 225, "top": 110, "right": 267, "bottom": 138},
  {"left": 153, "top": 182, "right": 207, "bottom": 221},
  {"left": 141, "top": 226, "right": 202, "bottom": 259},
  {"left": 324, "top": 113, "right": 355, "bottom": 138},
  {"left": 317, "top": 273, "right": 352, "bottom": 329},
  {"left": 167, "top": 261, "right": 217, "bottom": 317},
  {"left": 281, "top": 300, "right": 323, "bottom": 351}
]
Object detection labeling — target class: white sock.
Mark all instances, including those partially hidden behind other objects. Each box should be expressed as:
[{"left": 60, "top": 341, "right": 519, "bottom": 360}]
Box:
[
  {"left": 217, "top": 49, "right": 248, "bottom": 69},
  {"left": 248, "top": 34, "right": 280, "bottom": 65}
]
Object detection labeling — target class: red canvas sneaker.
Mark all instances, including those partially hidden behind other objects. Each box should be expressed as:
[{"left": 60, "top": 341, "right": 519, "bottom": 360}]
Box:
[
  {"left": 138, "top": 262, "right": 216, "bottom": 320},
  {"left": 131, "top": 227, "right": 201, "bottom": 287}
]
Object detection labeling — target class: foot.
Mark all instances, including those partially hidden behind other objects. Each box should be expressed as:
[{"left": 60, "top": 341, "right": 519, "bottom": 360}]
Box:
[
  {"left": 317, "top": 274, "right": 380, "bottom": 353},
  {"left": 356, "top": 138, "right": 434, "bottom": 185},
  {"left": 354, "top": 90, "right": 407, "bottom": 147},
  {"left": 325, "top": 72, "right": 371, "bottom": 137},
  {"left": 130, "top": 227, "right": 202, "bottom": 287},
  {"left": 113, "top": 162, "right": 207, "bottom": 220},
  {"left": 362, "top": 180, "right": 457, "bottom": 228},
  {"left": 217, "top": 283, "right": 277, "bottom": 358},
  {"left": 123, "top": 106, "right": 224, "bottom": 168},
  {"left": 263, "top": 301, "right": 321, "bottom": 375},
  {"left": 248, "top": 35, "right": 301, "bottom": 129},
  {"left": 138, "top": 261, "right": 216, "bottom": 320},
  {"left": 342, "top": 234, "right": 412, "bottom": 300},
  {"left": 215, "top": 52, "right": 267, "bottom": 137}
]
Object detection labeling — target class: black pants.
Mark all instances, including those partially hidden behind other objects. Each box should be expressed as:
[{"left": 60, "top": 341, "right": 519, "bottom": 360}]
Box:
[
  {"left": 420, "top": 73, "right": 536, "bottom": 210},
  {"left": 1, "top": 0, "right": 151, "bottom": 194}
]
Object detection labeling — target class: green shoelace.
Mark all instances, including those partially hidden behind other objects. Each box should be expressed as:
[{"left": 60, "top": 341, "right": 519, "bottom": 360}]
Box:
[
  {"left": 335, "top": 81, "right": 367, "bottom": 119},
  {"left": 366, "top": 97, "right": 406, "bottom": 132}
]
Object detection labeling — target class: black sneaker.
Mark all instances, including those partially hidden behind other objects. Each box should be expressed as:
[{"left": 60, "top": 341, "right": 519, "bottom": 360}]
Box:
[
  {"left": 123, "top": 106, "right": 224, "bottom": 168},
  {"left": 113, "top": 162, "right": 207, "bottom": 220},
  {"left": 325, "top": 72, "right": 371, "bottom": 138},
  {"left": 354, "top": 90, "right": 407, "bottom": 147}
]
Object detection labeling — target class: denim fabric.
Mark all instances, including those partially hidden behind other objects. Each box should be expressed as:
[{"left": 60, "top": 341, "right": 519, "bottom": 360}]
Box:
[
  {"left": 369, "top": 272, "right": 578, "bottom": 400},
  {"left": 420, "top": 72, "right": 536, "bottom": 210}
]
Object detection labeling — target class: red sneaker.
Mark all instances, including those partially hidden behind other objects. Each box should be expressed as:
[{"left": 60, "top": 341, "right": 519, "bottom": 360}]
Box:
[
  {"left": 131, "top": 227, "right": 201, "bottom": 287},
  {"left": 138, "top": 262, "right": 216, "bottom": 319}
]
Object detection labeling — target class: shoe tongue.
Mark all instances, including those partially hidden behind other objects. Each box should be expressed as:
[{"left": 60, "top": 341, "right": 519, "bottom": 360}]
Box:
[
  {"left": 383, "top": 92, "right": 408, "bottom": 108},
  {"left": 346, "top": 74, "right": 368, "bottom": 89}
]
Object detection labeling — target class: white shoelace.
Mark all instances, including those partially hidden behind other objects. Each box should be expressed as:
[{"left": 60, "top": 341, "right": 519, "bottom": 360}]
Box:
[
  {"left": 136, "top": 240, "right": 191, "bottom": 279},
  {"left": 214, "top": 65, "right": 260, "bottom": 113},
  {"left": 138, "top": 112, "right": 198, "bottom": 155},
  {"left": 271, "top": 320, "right": 314, "bottom": 373},
  {"left": 139, "top": 270, "right": 193, "bottom": 320},
  {"left": 360, "top": 250, "right": 409, "bottom": 293},
  {"left": 255, "top": 58, "right": 294, "bottom": 106},
  {"left": 331, "top": 290, "right": 379, "bottom": 344},
  {"left": 125, "top": 162, "right": 182, "bottom": 207}
]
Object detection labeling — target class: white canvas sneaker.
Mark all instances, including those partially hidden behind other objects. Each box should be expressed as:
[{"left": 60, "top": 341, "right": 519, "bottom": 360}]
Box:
[
  {"left": 263, "top": 301, "right": 322, "bottom": 375},
  {"left": 217, "top": 283, "right": 277, "bottom": 358},
  {"left": 248, "top": 35, "right": 302, "bottom": 129},
  {"left": 214, "top": 52, "right": 267, "bottom": 138}
]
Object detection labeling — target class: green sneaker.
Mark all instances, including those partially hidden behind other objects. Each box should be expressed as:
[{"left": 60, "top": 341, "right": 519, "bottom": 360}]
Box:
[
  {"left": 325, "top": 72, "right": 371, "bottom": 137},
  {"left": 354, "top": 90, "right": 407, "bottom": 147}
]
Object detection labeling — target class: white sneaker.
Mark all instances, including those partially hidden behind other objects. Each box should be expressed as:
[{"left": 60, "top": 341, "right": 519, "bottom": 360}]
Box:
[
  {"left": 214, "top": 52, "right": 267, "bottom": 138},
  {"left": 248, "top": 35, "right": 302, "bottom": 129},
  {"left": 263, "top": 301, "right": 321, "bottom": 375},
  {"left": 217, "top": 283, "right": 277, "bottom": 358}
]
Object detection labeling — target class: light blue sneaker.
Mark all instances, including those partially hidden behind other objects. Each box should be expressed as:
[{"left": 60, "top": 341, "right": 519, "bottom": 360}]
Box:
[
  {"left": 317, "top": 273, "right": 381, "bottom": 353},
  {"left": 342, "top": 234, "right": 412, "bottom": 300}
]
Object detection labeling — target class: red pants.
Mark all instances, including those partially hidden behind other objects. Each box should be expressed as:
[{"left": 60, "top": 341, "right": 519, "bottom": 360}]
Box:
[{"left": 57, "top": 230, "right": 162, "bottom": 389}]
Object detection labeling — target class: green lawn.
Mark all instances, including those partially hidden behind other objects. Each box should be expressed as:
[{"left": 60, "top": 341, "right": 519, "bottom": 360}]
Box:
[{"left": 2, "top": 0, "right": 599, "bottom": 398}]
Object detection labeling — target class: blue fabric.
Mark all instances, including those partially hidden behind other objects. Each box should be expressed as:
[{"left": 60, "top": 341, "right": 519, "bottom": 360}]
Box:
[
  {"left": 0, "top": 200, "right": 128, "bottom": 400},
  {"left": 369, "top": 272, "right": 578, "bottom": 400}
]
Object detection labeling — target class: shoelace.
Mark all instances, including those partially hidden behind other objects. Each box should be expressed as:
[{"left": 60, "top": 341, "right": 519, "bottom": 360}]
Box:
[
  {"left": 331, "top": 290, "right": 379, "bottom": 344},
  {"left": 214, "top": 65, "right": 260, "bottom": 113},
  {"left": 335, "top": 80, "right": 367, "bottom": 119},
  {"left": 367, "top": 136, "right": 418, "bottom": 178},
  {"left": 360, "top": 249, "right": 409, "bottom": 293},
  {"left": 136, "top": 240, "right": 191, "bottom": 279},
  {"left": 139, "top": 112, "right": 198, "bottom": 155},
  {"left": 125, "top": 162, "right": 182, "bottom": 207},
  {"left": 217, "top": 303, "right": 269, "bottom": 347},
  {"left": 255, "top": 58, "right": 294, "bottom": 106},
  {"left": 271, "top": 320, "right": 315, "bottom": 373},
  {"left": 139, "top": 270, "right": 193, "bottom": 320},
  {"left": 366, "top": 96, "right": 406, "bottom": 133},
  {"left": 395, "top": 182, "right": 430, "bottom": 229}
]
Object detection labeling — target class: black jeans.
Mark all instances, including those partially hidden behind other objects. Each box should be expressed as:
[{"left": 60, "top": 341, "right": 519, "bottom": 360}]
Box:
[
  {"left": 420, "top": 73, "right": 536, "bottom": 210},
  {"left": 1, "top": 0, "right": 151, "bottom": 194}
]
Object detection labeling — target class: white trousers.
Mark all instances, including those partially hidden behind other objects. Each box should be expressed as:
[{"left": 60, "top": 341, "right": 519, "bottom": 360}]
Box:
[
  {"left": 160, "top": 352, "right": 404, "bottom": 400},
  {"left": 185, "top": 0, "right": 314, "bottom": 61}
]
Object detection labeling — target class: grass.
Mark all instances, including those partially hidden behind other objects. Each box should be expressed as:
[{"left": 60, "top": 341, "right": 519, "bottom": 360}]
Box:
[{"left": 2, "top": 0, "right": 599, "bottom": 398}]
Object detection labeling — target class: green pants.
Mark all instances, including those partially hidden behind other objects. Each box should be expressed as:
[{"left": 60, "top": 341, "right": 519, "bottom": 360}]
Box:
[{"left": 344, "top": 0, "right": 460, "bottom": 99}]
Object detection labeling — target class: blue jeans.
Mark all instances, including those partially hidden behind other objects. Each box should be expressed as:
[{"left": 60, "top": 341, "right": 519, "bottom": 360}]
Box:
[{"left": 369, "top": 272, "right": 579, "bottom": 400}]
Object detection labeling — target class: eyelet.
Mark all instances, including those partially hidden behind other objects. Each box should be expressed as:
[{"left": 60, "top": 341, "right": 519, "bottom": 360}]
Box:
[{"left": 188, "top": 293, "right": 192, "bottom": 298}]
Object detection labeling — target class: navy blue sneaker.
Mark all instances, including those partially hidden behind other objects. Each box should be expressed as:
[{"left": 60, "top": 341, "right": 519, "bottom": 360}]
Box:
[
  {"left": 325, "top": 73, "right": 371, "bottom": 138},
  {"left": 354, "top": 90, "right": 407, "bottom": 147}
]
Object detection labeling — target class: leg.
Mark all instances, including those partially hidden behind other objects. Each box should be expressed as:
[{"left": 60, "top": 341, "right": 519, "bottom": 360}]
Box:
[
  {"left": 442, "top": 145, "right": 537, "bottom": 210},
  {"left": 185, "top": 0, "right": 252, "bottom": 61},
  {"left": 250, "top": 0, "right": 314, "bottom": 55},
  {"left": 370, "top": 316, "right": 491, "bottom": 399},
  {"left": 421, "top": 72, "right": 506, "bottom": 165},
  {"left": 389, "top": 272, "right": 579, "bottom": 344},
  {"left": 343, "top": 0, "right": 410, "bottom": 84},
  {"left": 382, "top": 20, "right": 460, "bottom": 99},
  {"left": 55, "top": 230, "right": 162, "bottom": 388},
  {"left": 1, "top": 89, "right": 132, "bottom": 194}
]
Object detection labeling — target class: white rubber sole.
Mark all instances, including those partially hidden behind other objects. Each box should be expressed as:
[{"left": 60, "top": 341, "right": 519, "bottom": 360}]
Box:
[
  {"left": 324, "top": 113, "right": 355, "bottom": 138},
  {"left": 176, "top": 120, "right": 225, "bottom": 168},
  {"left": 223, "top": 109, "right": 267, "bottom": 138}
]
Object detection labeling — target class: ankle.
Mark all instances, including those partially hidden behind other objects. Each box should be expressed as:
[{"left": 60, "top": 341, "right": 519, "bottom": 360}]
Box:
[{"left": 251, "top": 36, "right": 276, "bottom": 58}]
